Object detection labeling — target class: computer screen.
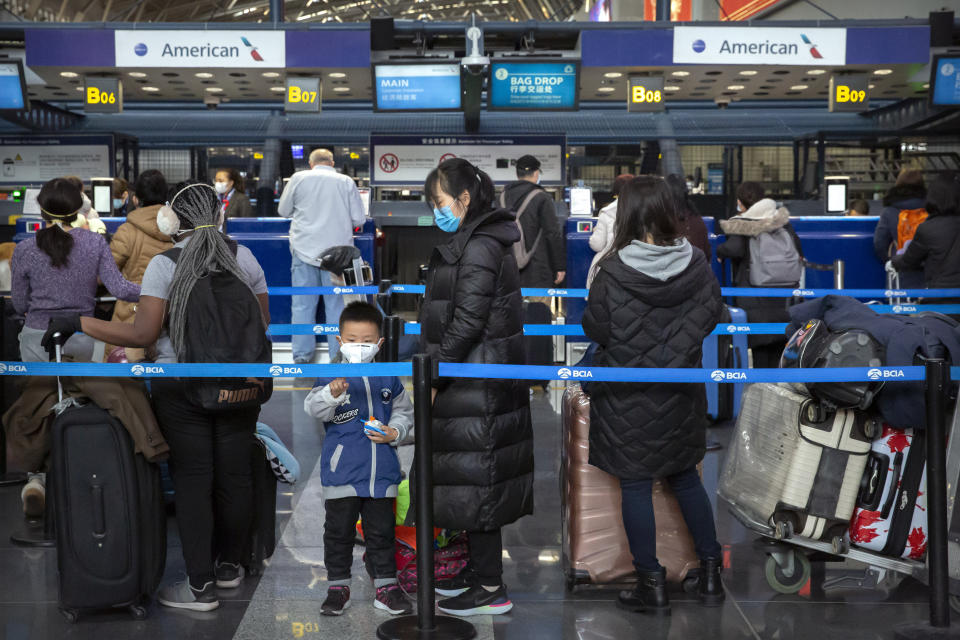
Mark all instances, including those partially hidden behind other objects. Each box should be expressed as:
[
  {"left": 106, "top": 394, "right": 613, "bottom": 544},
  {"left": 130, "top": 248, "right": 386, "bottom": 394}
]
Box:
[
  {"left": 291, "top": 144, "right": 304, "bottom": 160},
  {"left": 826, "top": 181, "right": 848, "bottom": 213},
  {"left": 931, "top": 56, "right": 960, "bottom": 107},
  {"left": 569, "top": 187, "right": 593, "bottom": 216},
  {"left": 0, "top": 61, "right": 28, "bottom": 111},
  {"left": 373, "top": 63, "right": 462, "bottom": 112}
]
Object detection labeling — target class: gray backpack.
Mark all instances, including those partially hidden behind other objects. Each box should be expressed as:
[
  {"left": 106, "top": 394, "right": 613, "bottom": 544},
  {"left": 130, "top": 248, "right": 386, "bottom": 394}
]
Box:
[
  {"left": 748, "top": 228, "right": 802, "bottom": 286},
  {"left": 499, "top": 189, "right": 544, "bottom": 269}
]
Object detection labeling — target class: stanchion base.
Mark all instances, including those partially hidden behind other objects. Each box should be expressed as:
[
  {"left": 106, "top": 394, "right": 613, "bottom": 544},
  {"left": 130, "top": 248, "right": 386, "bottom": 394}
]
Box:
[
  {"left": 10, "top": 519, "right": 56, "bottom": 548},
  {"left": 0, "top": 472, "right": 27, "bottom": 487},
  {"left": 377, "top": 614, "right": 477, "bottom": 640},
  {"left": 894, "top": 621, "right": 960, "bottom": 639}
]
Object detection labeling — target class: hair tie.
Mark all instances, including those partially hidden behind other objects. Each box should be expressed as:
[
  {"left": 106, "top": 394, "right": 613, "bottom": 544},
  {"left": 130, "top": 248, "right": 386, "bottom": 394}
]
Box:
[
  {"left": 40, "top": 207, "right": 79, "bottom": 220},
  {"left": 193, "top": 225, "right": 217, "bottom": 230}
]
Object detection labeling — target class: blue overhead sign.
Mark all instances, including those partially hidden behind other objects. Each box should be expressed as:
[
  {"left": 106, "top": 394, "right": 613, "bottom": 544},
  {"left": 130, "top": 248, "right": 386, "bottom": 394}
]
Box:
[
  {"left": 373, "top": 63, "right": 461, "bottom": 111},
  {"left": 489, "top": 61, "right": 579, "bottom": 110},
  {"left": 932, "top": 56, "right": 960, "bottom": 107}
]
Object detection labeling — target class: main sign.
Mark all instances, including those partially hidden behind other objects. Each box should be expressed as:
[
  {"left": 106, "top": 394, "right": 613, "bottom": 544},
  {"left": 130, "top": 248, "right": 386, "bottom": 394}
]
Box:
[
  {"left": 627, "top": 76, "right": 665, "bottom": 112},
  {"left": 373, "top": 63, "right": 461, "bottom": 111},
  {"left": 84, "top": 77, "right": 123, "bottom": 113},
  {"left": 114, "top": 30, "right": 285, "bottom": 68},
  {"left": 673, "top": 26, "right": 847, "bottom": 66}
]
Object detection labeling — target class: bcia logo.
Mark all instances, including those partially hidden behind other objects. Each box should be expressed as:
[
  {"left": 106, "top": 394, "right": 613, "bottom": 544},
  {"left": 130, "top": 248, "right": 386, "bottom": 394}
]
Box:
[
  {"left": 312, "top": 325, "right": 336, "bottom": 335},
  {"left": 884, "top": 290, "right": 907, "bottom": 298},
  {"left": 270, "top": 365, "right": 303, "bottom": 377},
  {"left": 711, "top": 370, "right": 747, "bottom": 381},
  {"left": 0, "top": 363, "right": 24, "bottom": 374},
  {"left": 131, "top": 364, "right": 164, "bottom": 376},
  {"left": 727, "top": 325, "right": 750, "bottom": 333},
  {"left": 868, "top": 368, "right": 904, "bottom": 380},
  {"left": 557, "top": 367, "right": 592, "bottom": 380},
  {"left": 792, "top": 289, "right": 814, "bottom": 297},
  {"left": 333, "top": 287, "right": 342, "bottom": 295}
]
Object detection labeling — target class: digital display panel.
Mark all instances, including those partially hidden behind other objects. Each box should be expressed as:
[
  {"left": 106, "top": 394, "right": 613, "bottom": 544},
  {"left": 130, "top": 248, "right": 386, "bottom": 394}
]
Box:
[{"left": 373, "top": 63, "right": 462, "bottom": 112}]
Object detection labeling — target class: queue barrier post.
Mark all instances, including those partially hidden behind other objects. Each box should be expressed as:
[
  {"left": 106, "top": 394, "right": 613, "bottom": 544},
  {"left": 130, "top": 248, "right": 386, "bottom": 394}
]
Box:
[
  {"left": 833, "top": 259, "right": 845, "bottom": 290},
  {"left": 0, "top": 296, "right": 26, "bottom": 487},
  {"left": 377, "top": 354, "right": 476, "bottom": 640},
  {"left": 387, "top": 316, "right": 401, "bottom": 364},
  {"left": 895, "top": 358, "right": 960, "bottom": 639},
  {"left": 378, "top": 279, "right": 393, "bottom": 317}
]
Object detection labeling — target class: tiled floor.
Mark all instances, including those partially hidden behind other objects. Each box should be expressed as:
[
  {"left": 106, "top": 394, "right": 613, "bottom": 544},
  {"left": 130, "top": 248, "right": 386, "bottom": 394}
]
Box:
[{"left": 0, "top": 383, "right": 950, "bottom": 639}]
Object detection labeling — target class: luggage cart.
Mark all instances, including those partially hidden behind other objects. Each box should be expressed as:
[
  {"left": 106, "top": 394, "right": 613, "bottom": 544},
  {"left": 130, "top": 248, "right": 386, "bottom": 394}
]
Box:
[{"left": 723, "top": 397, "right": 960, "bottom": 611}]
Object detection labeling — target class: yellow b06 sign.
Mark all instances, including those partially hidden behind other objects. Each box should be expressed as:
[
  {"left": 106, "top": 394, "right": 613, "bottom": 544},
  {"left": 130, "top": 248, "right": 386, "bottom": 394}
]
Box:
[
  {"left": 84, "top": 77, "right": 122, "bottom": 113},
  {"left": 829, "top": 74, "right": 869, "bottom": 112},
  {"left": 627, "top": 76, "right": 665, "bottom": 113},
  {"left": 285, "top": 77, "right": 321, "bottom": 113}
]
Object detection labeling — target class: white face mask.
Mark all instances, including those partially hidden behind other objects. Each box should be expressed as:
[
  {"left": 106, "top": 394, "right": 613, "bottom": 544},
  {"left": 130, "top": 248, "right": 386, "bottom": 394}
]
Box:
[
  {"left": 80, "top": 192, "right": 92, "bottom": 213},
  {"left": 214, "top": 181, "right": 229, "bottom": 195},
  {"left": 339, "top": 342, "right": 379, "bottom": 364}
]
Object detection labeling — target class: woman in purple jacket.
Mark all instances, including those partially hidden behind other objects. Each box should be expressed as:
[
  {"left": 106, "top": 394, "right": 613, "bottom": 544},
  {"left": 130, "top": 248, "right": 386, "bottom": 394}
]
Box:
[{"left": 12, "top": 178, "right": 140, "bottom": 362}]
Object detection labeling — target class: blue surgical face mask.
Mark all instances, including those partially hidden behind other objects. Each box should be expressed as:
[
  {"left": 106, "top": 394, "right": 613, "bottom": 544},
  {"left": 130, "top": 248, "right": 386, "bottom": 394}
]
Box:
[
  {"left": 113, "top": 198, "right": 124, "bottom": 210},
  {"left": 433, "top": 205, "right": 461, "bottom": 233}
]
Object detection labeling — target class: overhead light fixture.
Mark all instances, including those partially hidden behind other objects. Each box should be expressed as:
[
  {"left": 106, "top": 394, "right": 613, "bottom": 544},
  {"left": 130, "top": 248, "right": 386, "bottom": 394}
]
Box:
[
  {"left": 727, "top": 84, "right": 745, "bottom": 90},
  {"left": 269, "top": 86, "right": 285, "bottom": 92},
  {"left": 75, "top": 86, "right": 84, "bottom": 91},
  {"left": 205, "top": 87, "right": 223, "bottom": 93},
  {"left": 328, "top": 72, "right": 347, "bottom": 79},
  {"left": 738, "top": 70, "right": 758, "bottom": 76},
  {"left": 128, "top": 71, "right": 147, "bottom": 78},
  {"left": 671, "top": 70, "right": 690, "bottom": 77},
  {"left": 807, "top": 69, "right": 827, "bottom": 75},
  {"left": 790, "top": 84, "right": 809, "bottom": 90},
  {"left": 873, "top": 69, "right": 893, "bottom": 75},
  {"left": 923, "top": 82, "right": 930, "bottom": 89},
  {"left": 603, "top": 72, "right": 623, "bottom": 79},
  {"left": 333, "top": 87, "right": 351, "bottom": 92},
  {"left": 60, "top": 71, "right": 78, "bottom": 78},
  {"left": 869, "top": 84, "right": 876, "bottom": 89},
  {"left": 142, "top": 86, "right": 160, "bottom": 92},
  {"left": 195, "top": 72, "right": 215, "bottom": 79},
  {"left": 597, "top": 87, "right": 616, "bottom": 93},
  {"left": 664, "top": 86, "right": 681, "bottom": 91},
  {"left": 262, "top": 71, "right": 281, "bottom": 78}
]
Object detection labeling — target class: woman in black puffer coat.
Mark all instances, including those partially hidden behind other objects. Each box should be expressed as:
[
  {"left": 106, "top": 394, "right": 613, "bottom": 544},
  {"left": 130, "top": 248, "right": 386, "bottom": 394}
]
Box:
[
  {"left": 418, "top": 158, "right": 533, "bottom": 618},
  {"left": 584, "top": 176, "right": 726, "bottom": 617}
]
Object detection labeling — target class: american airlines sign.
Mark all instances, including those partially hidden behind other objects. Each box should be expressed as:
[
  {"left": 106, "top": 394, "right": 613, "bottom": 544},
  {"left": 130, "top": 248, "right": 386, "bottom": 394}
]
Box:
[
  {"left": 673, "top": 27, "right": 846, "bottom": 66},
  {"left": 115, "top": 30, "right": 286, "bottom": 68}
]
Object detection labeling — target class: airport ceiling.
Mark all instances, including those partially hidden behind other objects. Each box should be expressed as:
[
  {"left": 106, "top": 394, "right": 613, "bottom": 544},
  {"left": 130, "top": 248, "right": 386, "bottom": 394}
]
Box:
[{"left": 15, "top": 0, "right": 579, "bottom": 23}]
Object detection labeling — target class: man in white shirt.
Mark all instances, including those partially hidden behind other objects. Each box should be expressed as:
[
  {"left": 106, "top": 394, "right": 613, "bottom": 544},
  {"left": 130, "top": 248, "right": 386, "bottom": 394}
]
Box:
[{"left": 278, "top": 148, "right": 366, "bottom": 362}]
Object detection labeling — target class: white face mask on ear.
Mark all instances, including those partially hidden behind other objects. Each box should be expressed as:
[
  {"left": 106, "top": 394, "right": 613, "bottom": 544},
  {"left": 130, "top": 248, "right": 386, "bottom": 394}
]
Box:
[
  {"left": 81, "top": 193, "right": 92, "bottom": 213},
  {"left": 157, "top": 204, "right": 181, "bottom": 236},
  {"left": 339, "top": 342, "right": 380, "bottom": 364}
]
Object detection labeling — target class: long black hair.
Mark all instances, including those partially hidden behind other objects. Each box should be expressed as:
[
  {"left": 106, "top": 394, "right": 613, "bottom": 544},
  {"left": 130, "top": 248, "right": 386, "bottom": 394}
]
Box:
[
  {"left": 926, "top": 171, "right": 960, "bottom": 218},
  {"left": 424, "top": 158, "right": 495, "bottom": 223},
  {"left": 36, "top": 178, "right": 83, "bottom": 268},
  {"left": 665, "top": 173, "right": 699, "bottom": 222},
  {"left": 604, "top": 176, "right": 681, "bottom": 258}
]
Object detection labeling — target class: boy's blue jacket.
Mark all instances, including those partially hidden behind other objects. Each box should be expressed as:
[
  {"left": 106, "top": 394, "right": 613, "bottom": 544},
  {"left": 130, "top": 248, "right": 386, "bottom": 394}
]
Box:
[{"left": 305, "top": 362, "right": 413, "bottom": 500}]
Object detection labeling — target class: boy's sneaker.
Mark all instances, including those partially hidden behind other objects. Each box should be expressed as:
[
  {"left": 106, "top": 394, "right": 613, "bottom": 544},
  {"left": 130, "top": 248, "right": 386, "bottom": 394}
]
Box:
[
  {"left": 158, "top": 580, "right": 219, "bottom": 612},
  {"left": 21, "top": 473, "right": 45, "bottom": 519},
  {"left": 438, "top": 584, "right": 513, "bottom": 617},
  {"left": 374, "top": 584, "right": 412, "bottom": 615},
  {"left": 321, "top": 586, "right": 351, "bottom": 616},
  {"left": 215, "top": 560, "right": 245, "bottom": 589},
  {"left": 435, "top": 566, "right": 478, "bottom": 597}
]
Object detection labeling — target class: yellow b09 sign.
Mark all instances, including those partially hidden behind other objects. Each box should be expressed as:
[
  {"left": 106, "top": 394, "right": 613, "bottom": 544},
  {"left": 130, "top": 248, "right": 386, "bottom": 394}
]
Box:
[
  {"left": 829, "top": 74, "right": 869, "bottom": 112},
  {"left": 627, "top": 76, "right": 665, "bottom": 112},
  {"left": 285, "top": 77, "right": 321, "bottom": 113},
  {"left": 83, "top": 77, "right": 123, "bottom": 113}
]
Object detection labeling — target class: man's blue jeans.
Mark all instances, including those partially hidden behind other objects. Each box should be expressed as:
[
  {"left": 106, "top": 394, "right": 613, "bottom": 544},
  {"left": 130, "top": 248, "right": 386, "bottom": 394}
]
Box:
[{"left": 291, "top": 254, "right": 343, "bottom": 363}]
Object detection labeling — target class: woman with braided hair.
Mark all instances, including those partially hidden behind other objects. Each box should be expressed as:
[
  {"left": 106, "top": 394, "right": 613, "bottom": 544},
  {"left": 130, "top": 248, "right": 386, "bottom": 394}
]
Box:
[{"left": 44, "top": 180, "right": 271, "bottom": 612}]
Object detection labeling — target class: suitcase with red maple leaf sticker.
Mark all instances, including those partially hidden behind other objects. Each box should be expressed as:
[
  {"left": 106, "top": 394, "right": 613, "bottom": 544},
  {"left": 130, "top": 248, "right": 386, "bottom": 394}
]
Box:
[{"left": 849, "top": 425, "right": 928, "bottom": 560}]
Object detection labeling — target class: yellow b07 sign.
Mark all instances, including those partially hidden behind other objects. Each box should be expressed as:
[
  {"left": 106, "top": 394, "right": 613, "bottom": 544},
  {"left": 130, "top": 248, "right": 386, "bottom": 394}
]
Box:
[
  {"left": 829, "top": 74, "right": 869, "bottom": 112},
  {"left": 84, "top": 77, "right": 123, "bottom": 113},
  {"left": 285, "top": 77, "right": 321, "bottom": 113}
]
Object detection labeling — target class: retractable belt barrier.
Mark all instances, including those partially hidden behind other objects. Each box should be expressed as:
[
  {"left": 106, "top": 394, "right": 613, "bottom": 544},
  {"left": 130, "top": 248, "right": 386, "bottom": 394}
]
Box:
[
  {"left": 265, "top": 322, "right": 793, "bottom": 337},
  {"left": 267, "top": 285, "right": 960, "bottom": 299},
  {"left": 0, "top": 361, "right": 943, "bottom": 384}
]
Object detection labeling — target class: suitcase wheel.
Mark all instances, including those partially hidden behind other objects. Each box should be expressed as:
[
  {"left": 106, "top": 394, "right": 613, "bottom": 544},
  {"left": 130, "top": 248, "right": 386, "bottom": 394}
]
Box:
[
  {"left": 129, "top": 604, "right": 148, "bottom": 621},
  {"left": 764, "top": 551, "right": 811, "bottom": 595},
  {"left": 60, "top": 608, "right": 79, "bottom": 624}
]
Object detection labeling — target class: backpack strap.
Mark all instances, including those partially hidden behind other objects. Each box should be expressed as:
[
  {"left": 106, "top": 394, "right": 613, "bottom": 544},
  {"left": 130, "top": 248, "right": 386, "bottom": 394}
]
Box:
[{"left": 498, "top": 191, "right": 507, "bottom": 210}]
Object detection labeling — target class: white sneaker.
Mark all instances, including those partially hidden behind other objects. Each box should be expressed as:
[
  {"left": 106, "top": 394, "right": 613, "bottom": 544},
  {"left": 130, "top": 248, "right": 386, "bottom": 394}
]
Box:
[{"left": 21, "top": 473, "right": 45, "bottom": 518}]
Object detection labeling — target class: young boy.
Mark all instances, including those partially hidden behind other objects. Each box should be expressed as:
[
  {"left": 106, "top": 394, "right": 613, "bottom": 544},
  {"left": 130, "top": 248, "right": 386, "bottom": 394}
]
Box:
[{"left": 304, "top": 301, "right": 414, "bottom": 617}]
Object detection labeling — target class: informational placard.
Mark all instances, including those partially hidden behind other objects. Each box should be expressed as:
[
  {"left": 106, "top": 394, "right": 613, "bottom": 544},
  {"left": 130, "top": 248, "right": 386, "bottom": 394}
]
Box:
[
  {"left": 370, "top": 135, "right": 565, "bottom": 186},
  {"left": 84, "top": 77, "right": 123, "bottom": 114},
  {"left": 0, "top": 62, "right": 27, "bottom": 111},
  {"left": 0, "top": 136, "right": 112, "bottom": 186},
  {"left": 373, "top": 63, "right": 461, "bottom": 111},
  {"left": 673, "top": 26, "right": 847, "bottom": 66},
  {"left": 115, "top": 30, "right": 285, "bottom": 68},
  {"left": 932, "top": 56, "right": 960, "bottom": 107},
  {"left": 569, "top": 187, "right": 593, "bottom": 216},
  {"left": 488, "top": 61, "right": 579, "bottom": 111},
  {"left": 829, "top": 74, "right": 868, "bottom": 112},
  {"left": 627, "top": 76, "right": 665, "bottom": 112},
  {"left": 285, "top": 77, "right": 321, "bottom": 113}
]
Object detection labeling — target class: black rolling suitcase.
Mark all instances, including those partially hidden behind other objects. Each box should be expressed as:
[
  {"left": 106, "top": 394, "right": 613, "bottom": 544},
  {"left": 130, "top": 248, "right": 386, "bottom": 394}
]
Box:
[
  {"left": 50, "top": 337, "right": 166, "bottom": 623},
  {"left": 244, "top": 437, "right": 277, "bottom": 576},
  {"left": 523, "top": 300, "right": 553, "bottom": 387}
]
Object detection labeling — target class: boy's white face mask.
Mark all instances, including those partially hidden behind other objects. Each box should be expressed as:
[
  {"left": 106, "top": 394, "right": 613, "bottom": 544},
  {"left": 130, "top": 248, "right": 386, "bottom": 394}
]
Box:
[{"left": 339, "top": 342, "right": 379, "bottom": 364}]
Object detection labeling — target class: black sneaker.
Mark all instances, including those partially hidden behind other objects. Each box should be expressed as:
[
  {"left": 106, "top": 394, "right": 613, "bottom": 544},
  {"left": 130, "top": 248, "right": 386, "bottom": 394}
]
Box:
[
  {"left": 321, "top": 586, "right": 351, "bottom": 616},
  {"left": 438, "top": 583, "right": 513, "bottom": 617},
  {"left": 374, "top": 584, "right": 412, "bottom": 615},
  {"left": 158, "top": 579, "right": 219, "bottom": 612},
  {"left": 435, "top": 566, "right": 478, "bottom": 597},
  {"left": 215, "top": 560, "right": 245, "bottom": 589}
]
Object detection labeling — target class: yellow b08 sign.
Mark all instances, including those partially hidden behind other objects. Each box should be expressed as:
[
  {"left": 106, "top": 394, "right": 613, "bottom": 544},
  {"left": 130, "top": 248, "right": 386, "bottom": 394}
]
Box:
[
  {"left": 627, "top": 76, "right": 665, "bottom": 112},
  {"left": 285, "top": 77, "right": 321, "bottom": 113},
  {"left": 84, "top": 77, "right": 123, "bottom": 113},
  {"left": 829, "top": 74, "right": 869, "bottom": 112}
]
